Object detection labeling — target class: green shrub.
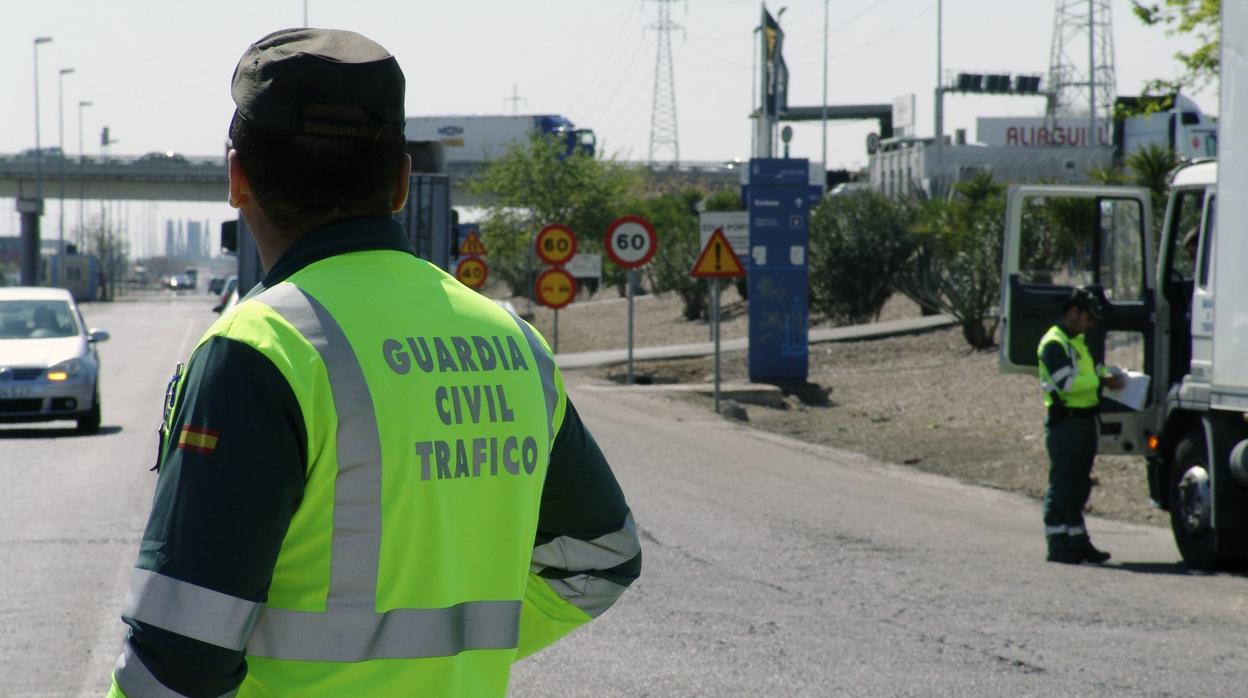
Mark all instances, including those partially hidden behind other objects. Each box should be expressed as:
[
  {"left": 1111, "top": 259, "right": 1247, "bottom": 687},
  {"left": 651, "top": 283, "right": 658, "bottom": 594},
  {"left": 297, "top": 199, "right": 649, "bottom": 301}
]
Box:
[
  {"left": 904, "top": 173, "right": 1005, "bottom": 349},
  {"left": 808, "top": 191, "right": 916, "bottom": 325}
]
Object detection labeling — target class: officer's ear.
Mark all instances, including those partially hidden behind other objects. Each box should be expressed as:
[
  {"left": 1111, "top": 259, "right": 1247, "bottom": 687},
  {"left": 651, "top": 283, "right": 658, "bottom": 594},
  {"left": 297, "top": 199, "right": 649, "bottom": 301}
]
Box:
[
  {"left": 228, "top": 150, "right": 252, "bottom": 210},
  {"left": 391, "top": 153, "right": 412, "bottom": 213}
]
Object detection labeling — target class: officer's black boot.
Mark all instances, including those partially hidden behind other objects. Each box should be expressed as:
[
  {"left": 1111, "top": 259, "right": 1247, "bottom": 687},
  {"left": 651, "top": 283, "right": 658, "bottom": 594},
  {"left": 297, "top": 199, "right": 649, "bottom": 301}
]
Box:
[
  {"left": 1046, "top": 535, "right": 1082, "bottom": 564},
  {"left": 1071, "top": 534, "right": 1111, "bottom": 563}
]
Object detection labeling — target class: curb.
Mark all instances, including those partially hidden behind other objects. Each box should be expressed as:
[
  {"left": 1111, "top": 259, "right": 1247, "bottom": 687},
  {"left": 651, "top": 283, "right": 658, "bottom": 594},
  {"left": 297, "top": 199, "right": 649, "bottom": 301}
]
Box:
[
  {"left": 579, "top": 381, "right": 787, "bottom": 408},
  {"left": 556, "top": 314, "right": 957, "bottom": 369}
]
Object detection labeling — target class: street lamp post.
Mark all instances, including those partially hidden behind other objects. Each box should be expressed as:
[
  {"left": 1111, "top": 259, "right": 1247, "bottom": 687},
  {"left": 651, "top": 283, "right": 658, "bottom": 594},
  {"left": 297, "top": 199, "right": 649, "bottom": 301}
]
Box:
[
  {"left": 22, "top": 36, "right": 53, "bottom": 286},
  {"left": 821, "top": 0, "right": 828, "bottom": 174},
  {"left": 32, "top": 37, "right": 52, "bottom": 196},
  {"left": 58, "top": 67, "right": 75, "bottom": 262},
  {"left": 78, "top": 100, "right": 92, "bottom": 246}
]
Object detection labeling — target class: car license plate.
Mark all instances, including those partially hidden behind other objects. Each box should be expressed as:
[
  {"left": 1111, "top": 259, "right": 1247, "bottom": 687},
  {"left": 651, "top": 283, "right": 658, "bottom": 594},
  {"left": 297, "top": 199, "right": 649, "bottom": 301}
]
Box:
[{"left": 0, "top": 387, "right": 33, "bottom": 399}]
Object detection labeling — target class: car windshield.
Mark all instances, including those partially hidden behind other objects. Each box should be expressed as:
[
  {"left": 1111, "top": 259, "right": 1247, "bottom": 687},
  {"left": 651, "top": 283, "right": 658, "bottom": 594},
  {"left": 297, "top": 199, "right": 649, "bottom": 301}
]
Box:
[{"left": 0, "top": 300, "right": 80, "bottom": 339}]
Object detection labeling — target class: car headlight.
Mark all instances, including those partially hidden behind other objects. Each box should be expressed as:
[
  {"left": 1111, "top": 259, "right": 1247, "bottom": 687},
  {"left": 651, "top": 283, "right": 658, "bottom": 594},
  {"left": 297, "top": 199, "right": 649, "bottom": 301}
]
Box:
[{"left": 47, "top": 358, "right": 84, "bottom": 382}]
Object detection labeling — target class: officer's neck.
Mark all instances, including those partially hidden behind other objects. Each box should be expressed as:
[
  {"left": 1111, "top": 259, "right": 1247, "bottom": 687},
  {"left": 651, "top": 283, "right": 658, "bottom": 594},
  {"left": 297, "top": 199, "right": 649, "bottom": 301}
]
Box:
[{"left": 242, "top": 206, "right": 313, "bottom": 273}]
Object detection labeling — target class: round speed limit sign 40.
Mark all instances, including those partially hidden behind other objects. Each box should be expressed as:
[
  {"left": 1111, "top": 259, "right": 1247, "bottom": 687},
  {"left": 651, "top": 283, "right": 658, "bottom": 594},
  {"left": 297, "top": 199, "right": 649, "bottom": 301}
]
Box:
[
  {"left": 604, "top": 215, "right": 657, "bottom": 269},
  {"left": 455, "top": 257, "right": 488, "bottom": 289}
]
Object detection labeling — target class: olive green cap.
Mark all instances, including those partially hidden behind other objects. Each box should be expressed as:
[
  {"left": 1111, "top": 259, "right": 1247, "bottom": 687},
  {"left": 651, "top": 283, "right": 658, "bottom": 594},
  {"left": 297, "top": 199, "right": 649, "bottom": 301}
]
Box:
[
  {"left": 231, "top": 28, "right": 405, "bottom": 141},
  {"left": 1065, "top": 285, "right": 1106, "bottom": 321}
]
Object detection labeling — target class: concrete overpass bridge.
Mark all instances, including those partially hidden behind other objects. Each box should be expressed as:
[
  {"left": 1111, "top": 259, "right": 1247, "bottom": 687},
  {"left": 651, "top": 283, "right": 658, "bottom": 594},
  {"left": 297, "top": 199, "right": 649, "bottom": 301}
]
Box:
[{"left": 0, "top": 154, "right": 742, "bottom": 208}]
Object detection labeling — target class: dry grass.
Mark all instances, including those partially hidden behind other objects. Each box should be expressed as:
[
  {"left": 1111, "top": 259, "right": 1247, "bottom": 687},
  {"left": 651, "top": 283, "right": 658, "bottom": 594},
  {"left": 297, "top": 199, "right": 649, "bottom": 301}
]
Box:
[{"left": 529, "top": 286, "right": 1167, "bottom": 530}]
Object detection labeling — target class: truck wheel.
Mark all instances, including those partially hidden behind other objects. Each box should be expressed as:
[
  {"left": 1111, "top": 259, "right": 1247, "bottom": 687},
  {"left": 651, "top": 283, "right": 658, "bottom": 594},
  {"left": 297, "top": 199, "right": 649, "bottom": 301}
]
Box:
[{"left": 1170, "top": 432, "right": 1222, "bottom": 570}]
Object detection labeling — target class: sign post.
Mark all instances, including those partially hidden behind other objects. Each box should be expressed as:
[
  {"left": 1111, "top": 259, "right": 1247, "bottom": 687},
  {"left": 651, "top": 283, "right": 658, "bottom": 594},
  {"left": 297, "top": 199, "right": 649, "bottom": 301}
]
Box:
[
  {"left": 605, "top": 215, "right": 658, "bottom": 384},
  {"left": 698, "top": 211, "right": 749, "bottom": 340},
  {"left": 534, "top": 267, "right": 577, "bottom": 353},
  {"left": 534, "top": 225, "right": 579, "bottom": 354},
  {"left": 454, "top": 226, "right": 489, "bottom": 290},
  {"left": 692, "top": 228, "right": 746, "bottom": 412}
]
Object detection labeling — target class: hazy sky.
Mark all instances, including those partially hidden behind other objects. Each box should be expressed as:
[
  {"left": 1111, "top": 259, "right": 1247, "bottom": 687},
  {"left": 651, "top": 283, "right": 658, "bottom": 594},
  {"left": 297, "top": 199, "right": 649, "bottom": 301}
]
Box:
[{"left": 0, "top": 0, "right": 1212, "bottom": 251}]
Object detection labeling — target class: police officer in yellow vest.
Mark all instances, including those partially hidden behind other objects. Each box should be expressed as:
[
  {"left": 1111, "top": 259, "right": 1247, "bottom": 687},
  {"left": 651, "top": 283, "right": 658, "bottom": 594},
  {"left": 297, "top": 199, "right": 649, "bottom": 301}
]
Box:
[
  {"left": 108, "top": 28, "right": 641, "bottom": 696},
  {"left": 1038, "top": 285, "right": 1124, "bottom": 564}
]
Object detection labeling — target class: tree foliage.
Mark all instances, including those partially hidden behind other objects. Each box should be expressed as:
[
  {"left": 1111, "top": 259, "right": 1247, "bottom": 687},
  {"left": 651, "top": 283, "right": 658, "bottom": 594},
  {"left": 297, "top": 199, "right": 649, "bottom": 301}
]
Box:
[
  {"left": 1126, "top": 142, "right": 1180, "bottom": 224},
  {"left": 902, "top": 173, "right": 1006, "bottom": 349},
  {"left": 470, "top": 135, "right": 639, "bottom": 296},
  {"left": 1131, "top": 0, "right": 1220, "bottom": 98},
  {"left": 808, "top": 191, "right": 916, "bottom": 326},
  {"left": 633, "top": 190, "right": 707, "bottom": 320}
]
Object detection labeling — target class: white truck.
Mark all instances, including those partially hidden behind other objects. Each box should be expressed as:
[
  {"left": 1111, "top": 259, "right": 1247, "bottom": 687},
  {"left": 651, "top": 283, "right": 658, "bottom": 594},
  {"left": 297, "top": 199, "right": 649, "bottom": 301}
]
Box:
[
  {"left": 404, "top": 114, "right": 595, "bottom": 165},
  {"left": 999, "top": 2, "right": 1247, "bottom": 569}
]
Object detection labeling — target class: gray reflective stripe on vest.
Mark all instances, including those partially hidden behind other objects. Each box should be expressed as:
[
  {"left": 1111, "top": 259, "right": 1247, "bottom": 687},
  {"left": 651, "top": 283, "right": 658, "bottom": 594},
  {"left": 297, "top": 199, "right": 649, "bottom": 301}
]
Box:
[
  {"left": 122, "top": 568, "right": 262, "bottom": 651},
  {"left": 247, "top": 600, "right": 522, "bottom": 662},
  {"left": 532, "top": 513, "right": 640, "bottom": 574},
  {"left": 541, "top": 574, "right": 630, "bottom": 618},
  {"left": 507, "top": 310, "right": 559, "bottom": 443},
  {"left": 254, "top": 282, "right": 383, "bottom": 612},
  {"left": 115, "top": 642, "right": 237, "bottom": 698}
]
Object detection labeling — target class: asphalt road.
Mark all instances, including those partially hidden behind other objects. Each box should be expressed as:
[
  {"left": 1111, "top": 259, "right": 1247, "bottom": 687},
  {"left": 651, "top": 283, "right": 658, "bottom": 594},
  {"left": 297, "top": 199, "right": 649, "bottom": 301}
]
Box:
[{"left": 4, "top": 298, "right": 1247, "bottom": 696}]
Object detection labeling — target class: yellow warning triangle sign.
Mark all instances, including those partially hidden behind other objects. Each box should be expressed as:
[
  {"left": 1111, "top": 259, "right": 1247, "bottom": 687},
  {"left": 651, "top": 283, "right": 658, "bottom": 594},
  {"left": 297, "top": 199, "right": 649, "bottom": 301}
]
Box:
[
  {"left": 691, "top": 228, "right": 745, "bottom": 278},
  {"left": 460, "top": 231, "right": 487, "bottom": 256}
]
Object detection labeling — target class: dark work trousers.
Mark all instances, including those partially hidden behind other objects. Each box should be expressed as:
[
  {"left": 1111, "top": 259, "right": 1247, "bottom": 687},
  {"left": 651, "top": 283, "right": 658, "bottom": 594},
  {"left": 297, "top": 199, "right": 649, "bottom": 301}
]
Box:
[{"left": 1043, "top": 413, "right": 1098, "bottom": 532}]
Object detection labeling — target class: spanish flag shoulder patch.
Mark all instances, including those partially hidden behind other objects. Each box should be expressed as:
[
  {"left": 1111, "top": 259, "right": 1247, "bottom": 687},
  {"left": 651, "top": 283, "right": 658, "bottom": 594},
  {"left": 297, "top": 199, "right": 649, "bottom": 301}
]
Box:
[{"left": 178, "top": 425, "right": 220, "bottom": 454}]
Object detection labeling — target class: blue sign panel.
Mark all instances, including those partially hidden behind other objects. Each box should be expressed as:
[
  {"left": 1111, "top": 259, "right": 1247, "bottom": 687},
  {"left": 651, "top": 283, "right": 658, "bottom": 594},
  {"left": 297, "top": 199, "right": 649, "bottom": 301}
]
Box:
[
  {"left": 747, "top": 158, "right": 810, "bottom": 186},
  {"left": 747, "top": 158, "right": 814, "bottom": 382}
]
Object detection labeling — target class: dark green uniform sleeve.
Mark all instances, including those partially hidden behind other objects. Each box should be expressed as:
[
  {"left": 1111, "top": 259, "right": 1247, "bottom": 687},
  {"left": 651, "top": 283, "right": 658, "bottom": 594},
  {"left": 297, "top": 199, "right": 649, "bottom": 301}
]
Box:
[
  {"left": 515, "top": 399, "right": 641, "bottom": 658},
  {"left": 116, "top": 336, "right": 306, "bottom": 697},
  {"left": 1041, "top": 339, "right": 1074, "bottom": 392}
]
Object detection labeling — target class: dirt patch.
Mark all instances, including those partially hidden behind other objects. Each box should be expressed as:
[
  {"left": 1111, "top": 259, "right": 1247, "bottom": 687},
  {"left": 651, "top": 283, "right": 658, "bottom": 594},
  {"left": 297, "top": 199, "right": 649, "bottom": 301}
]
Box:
[{"left": 553, "top": 290, "right": 1168, "bottom": 530}]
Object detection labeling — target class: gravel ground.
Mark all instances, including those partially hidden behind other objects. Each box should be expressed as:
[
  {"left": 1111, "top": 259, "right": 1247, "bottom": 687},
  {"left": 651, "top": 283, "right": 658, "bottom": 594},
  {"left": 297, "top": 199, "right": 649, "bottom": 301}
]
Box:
[{"left": 525, "top": 286, "right": 1167, "bottom": 531}]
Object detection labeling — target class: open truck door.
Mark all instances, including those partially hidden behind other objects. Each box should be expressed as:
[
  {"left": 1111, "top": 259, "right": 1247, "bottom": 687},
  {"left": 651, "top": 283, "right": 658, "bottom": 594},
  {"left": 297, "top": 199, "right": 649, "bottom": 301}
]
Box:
[{"left": 1000, "top": 184, "right": 1156, "bottom": 455}]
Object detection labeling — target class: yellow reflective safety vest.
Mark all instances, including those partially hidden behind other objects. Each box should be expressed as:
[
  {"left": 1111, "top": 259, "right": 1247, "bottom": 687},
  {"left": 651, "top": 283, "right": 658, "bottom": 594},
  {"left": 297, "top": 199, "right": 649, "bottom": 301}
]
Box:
[
  {"left": 118, "top": 250, "right": 590, "bottom": 695},
  {"left": 1037, "top": 325, "right": 1101, "bottom": 410}
]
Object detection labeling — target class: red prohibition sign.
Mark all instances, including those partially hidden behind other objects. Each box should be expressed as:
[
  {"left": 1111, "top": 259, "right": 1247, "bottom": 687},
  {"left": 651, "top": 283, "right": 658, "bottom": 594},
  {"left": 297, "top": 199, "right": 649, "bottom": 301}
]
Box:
[
  {"left": 604, "top": 215, "right": 658, "bottom": 269},
  {"left": 535, "top": 267, "right": 578, "bottom": 309}
]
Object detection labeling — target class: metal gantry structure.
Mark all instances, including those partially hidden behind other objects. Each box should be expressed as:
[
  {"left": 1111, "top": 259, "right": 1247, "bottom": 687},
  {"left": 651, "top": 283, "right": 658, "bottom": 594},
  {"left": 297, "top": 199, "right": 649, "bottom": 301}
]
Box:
[
  {"left": 646, "top": 0, "right": 683, "bottom": 167},
  {"left": 1047, "top": 0, "right": 1116, "bottom": 133}
]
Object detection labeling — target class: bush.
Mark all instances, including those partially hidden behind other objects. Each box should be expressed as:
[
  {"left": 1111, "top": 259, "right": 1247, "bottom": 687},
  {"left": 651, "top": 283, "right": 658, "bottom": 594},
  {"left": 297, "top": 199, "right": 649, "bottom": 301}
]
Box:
[
  {"left": 470, "top": 134, "right": 639, "bottom": 300},
  {"left": 634, "top": 190, "right": 707, "bottom": 320},
  {"left": 808, "top": 191, "right": 916, "bottom": 326},
  {"left": 903, "top": 173, "right": 1005, "bottom": 349}
]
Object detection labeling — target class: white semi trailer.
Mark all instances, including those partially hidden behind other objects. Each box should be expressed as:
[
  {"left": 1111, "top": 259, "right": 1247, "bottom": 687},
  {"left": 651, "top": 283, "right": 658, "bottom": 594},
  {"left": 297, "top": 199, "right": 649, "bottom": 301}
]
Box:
[
  {"left": 404, "top": 114, "right": 595, "bottom": 165},
  {"left": 998, "top": 2, "right": 1248, "bottom": 569}
]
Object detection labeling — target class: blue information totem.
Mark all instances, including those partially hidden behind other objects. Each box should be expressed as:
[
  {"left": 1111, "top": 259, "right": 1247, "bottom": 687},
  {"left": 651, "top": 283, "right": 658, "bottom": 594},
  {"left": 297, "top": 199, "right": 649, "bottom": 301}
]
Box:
[{"left": 746, "top": 158, "right": 819, "bottom": 383}]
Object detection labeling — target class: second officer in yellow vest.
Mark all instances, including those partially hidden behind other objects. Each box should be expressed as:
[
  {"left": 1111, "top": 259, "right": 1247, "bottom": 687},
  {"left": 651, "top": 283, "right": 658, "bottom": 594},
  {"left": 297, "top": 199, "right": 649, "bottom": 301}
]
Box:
[
  {"left": 1037, "top": 286, "right": 1124, "bottom": 565},
  {"left": 108, "top": 28, "right": 641, "bottom": 696}
]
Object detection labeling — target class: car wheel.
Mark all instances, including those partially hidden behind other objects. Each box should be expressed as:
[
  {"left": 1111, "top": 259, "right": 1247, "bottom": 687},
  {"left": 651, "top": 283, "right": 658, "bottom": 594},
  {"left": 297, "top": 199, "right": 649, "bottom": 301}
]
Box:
[
  {"left": 77, "top": 388, "right": 102, "bottom": 434},
  {"left": 1170, "top": 432, "right": 1224, "bottom": 570}
]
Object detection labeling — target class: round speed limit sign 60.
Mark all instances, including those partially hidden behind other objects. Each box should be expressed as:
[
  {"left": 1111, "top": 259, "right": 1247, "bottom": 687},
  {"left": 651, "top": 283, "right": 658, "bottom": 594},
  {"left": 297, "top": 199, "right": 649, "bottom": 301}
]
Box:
[
  {"left": 535, "top": 224, "right": 578, "bottom": 266},
  {"left": 604, "top": 215, "right": 657, "bottom": 269}
]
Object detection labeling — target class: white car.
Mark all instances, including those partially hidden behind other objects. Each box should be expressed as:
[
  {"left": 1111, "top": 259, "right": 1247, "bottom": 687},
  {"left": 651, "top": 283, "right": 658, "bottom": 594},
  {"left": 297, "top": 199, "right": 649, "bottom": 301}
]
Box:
[{"left": 0, "top": 287, "right": 109, "bottom": 433}]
